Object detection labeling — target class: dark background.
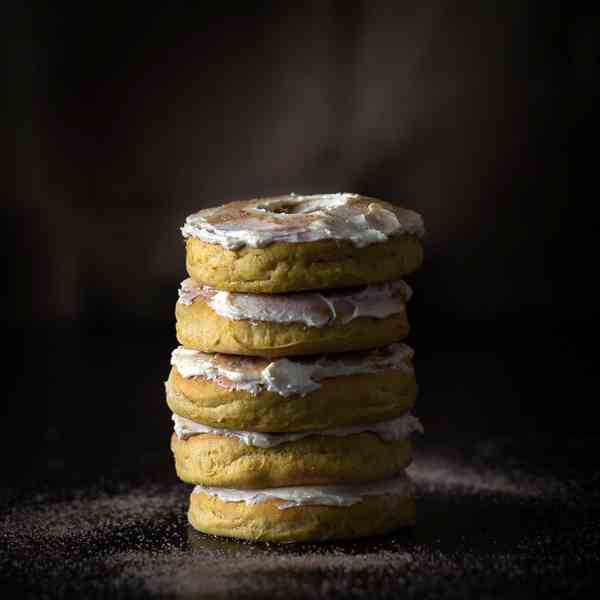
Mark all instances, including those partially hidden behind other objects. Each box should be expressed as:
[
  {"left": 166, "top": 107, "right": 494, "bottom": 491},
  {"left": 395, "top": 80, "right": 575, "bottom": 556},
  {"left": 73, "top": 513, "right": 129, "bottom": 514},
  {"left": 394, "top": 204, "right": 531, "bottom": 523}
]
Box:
[{"left": 5, "top": 2, "right": 598, "bottom": 486}]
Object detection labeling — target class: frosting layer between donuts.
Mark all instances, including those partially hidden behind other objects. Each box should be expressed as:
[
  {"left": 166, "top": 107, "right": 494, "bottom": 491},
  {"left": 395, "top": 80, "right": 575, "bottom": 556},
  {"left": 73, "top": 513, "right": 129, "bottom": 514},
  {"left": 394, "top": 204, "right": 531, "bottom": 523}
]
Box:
[
  {"left": 172, "top": 412, "right": 423, "bottom": 448},
  {"left": 165, "top": 344, "right": 417, "bottom": 431},
  {"left": 175, "top": 280, "right": 410, "bottom": 357},
  {"left": 188, "top": 474, "right": 416, "bottom": 542},
  {"left": 171, "top": 342, "right": 414, "bottom": 397},
  {"left": 192, "top": 472, "right": 415, "bottom": 508},
  {"left": 178, "top": 278, "right": 411, "bottom": 327},
  {"left": 182, "top": 194, "right": 423, "bottom": 293}
]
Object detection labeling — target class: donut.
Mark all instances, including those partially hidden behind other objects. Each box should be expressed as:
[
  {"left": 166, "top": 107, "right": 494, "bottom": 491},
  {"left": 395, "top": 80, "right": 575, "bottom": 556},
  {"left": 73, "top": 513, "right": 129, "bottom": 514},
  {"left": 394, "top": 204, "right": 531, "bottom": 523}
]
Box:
[
  {"left": 175, "top": 278, "right": 411, "bottom": 357},
  {"left": 181, "top": 193, "right": 424, "bottom": 293},
  {"left": 166, "top": 343, "right": 417, "bottom": 431},
  {"left": 188, "top": 474, "right": 416, "bottom": 542},
  {"left": 169, "top": 413, "right": 422, "bottom": 488}
]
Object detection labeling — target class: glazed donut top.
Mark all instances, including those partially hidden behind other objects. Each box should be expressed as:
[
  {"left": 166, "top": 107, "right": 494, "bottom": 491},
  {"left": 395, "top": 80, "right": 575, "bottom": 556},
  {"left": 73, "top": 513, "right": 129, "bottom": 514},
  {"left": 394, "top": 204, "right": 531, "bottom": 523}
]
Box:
[
  {"left": 178, "top": 278, "right": 411, "bottom": 327},
  {"left": 192, "top": 473, "right": 415, "bottom": 509},
  {"left": 181, "top": 193, "right": 425, "bottom": 250},
  {"left": 172, "top": 413, "right": 423, "bottom": 449},
  {"left": 171, "top": 343, "right": 414, "bottom": 398}
]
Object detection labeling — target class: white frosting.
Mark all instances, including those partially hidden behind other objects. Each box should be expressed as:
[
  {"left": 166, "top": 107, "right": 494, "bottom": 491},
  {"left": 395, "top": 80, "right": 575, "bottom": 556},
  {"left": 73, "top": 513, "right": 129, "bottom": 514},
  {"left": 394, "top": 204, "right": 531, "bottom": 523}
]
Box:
[
  {"left": 170, "top": 343, "right": 414, "bottom": 398},
  {"left": 192, "top": 473, "right": 415, "bottom": 509},
  {"left": 177, "top": 279, "right": 205, "bottom": 306},
  {"left": 173, "top": 413, "right": 423, "bottom": 448},
  {"left": 181, "top": 193, "right": 425, "bottom": 250},
  {"left": 177, "top": 278, "right": 411, "bottom": 327}
]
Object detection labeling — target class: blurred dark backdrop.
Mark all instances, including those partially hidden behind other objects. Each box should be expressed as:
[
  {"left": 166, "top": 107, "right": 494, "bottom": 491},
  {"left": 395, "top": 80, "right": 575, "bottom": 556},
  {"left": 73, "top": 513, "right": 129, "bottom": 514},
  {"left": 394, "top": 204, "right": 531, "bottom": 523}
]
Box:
[{"left": 5, "top": 2, "right": 598, "bottom": 486}]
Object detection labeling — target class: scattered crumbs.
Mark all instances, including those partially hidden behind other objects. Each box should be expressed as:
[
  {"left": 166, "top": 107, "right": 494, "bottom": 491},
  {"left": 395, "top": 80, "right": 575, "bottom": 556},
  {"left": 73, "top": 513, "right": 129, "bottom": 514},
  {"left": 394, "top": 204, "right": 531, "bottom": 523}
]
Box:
[
  {"left": 409, "top": 453, "right": 570, "bottom": 498},
  {"left": 1, "top": 449, "right": 598, "bottom": 599}
]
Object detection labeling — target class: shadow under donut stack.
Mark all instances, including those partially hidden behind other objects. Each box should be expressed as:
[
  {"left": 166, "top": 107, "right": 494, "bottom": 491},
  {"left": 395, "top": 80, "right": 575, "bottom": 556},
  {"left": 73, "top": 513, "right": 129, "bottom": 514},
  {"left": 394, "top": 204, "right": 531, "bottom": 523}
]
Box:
[{"left": 166, "top": 193, "right": 425, "bottom": 543}]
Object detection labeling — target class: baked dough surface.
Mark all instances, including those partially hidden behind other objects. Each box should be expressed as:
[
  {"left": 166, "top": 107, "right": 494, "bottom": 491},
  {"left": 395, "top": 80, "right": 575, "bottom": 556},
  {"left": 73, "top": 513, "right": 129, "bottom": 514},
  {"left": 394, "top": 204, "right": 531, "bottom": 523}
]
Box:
[
  {"left": 188, "top": 489, "right": 416, "bottom": 542},
  {"left": 186, "top": 235, "right": 423, "bottom": 293},
  {"left": 175, "top": 296, "right": 409, "bottom": 357},
  {"left": 166, "top": 367, "right": 416, "bottom": 432},
  {"left": 171, "top": 433, "right": 412, "bottom": 488}
]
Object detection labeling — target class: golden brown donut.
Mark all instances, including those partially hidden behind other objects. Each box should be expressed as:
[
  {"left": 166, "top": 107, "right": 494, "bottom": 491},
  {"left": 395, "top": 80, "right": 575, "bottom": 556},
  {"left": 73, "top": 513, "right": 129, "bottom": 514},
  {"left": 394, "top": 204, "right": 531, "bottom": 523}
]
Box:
[
  {"left": 165, "top": 347, "right": 417, "bottom": 432},
  {"left": 170, "top": 432, "right": 413, "bottom": 489},
  {"left": 186, "top": 236, "right": 423, "bottom": 294},
  {"left": 188, "top": 477, "right": 416, "bottom": 542},
  {"left": 175, "top": 294, "right": 409, "bottom": 357},
  {"left": 181, "top": 193, "right": 424, "bottom": 293}
]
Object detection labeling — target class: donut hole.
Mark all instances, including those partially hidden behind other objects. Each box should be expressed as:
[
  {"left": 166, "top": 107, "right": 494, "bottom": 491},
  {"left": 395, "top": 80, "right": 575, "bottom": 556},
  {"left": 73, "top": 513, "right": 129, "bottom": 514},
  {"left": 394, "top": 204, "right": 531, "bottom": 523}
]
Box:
[
  {"left": 254, "top": 201, "right": 308, "bottom": 215},
  {"left": 250, "top": 194, "right": 353, "bottom": 217}
]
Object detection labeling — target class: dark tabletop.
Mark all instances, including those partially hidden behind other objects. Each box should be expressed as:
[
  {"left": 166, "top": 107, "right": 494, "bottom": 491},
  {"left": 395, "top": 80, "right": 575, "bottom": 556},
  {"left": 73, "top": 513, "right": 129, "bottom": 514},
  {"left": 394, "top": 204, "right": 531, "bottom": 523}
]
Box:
[{"left": 2, "top": 321, "right": 599, "bottom": 599}]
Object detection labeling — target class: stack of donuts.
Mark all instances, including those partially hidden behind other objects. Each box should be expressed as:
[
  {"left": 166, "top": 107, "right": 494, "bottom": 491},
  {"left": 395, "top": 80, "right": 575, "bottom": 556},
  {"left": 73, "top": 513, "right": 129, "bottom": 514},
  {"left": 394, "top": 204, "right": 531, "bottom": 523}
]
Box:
[{"left": 166, "top": 193, "right": 425, "bottom": 542}]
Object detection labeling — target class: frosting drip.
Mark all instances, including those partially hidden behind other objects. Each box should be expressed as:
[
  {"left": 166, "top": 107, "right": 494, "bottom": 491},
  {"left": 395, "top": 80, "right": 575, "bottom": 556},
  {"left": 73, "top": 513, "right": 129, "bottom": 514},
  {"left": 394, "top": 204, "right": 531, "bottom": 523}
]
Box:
[
  {"left": 170, "top": 343, "right": 414, "bottom": 398},
  {"left": 181, "top": 193, "right": 425, "bottom": 250},
  {"left": 172, "top": 413, "right": 423, "bottom": 448},
  {"left": 178, "top": 278, "right": 412, "bottom": 327},
  {"left": 192, "top": 473, "right": 415, "bottom": 509}
]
